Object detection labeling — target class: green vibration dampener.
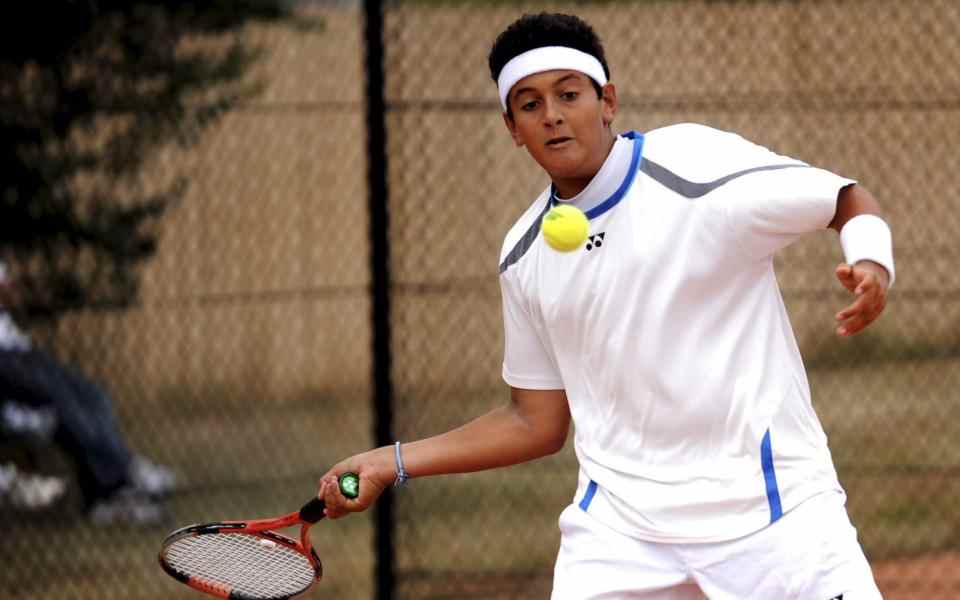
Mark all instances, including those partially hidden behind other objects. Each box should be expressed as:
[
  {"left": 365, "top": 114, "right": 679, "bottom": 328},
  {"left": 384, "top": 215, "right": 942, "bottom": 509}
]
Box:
[{"left": 339, "top": 472, "right": 360, "bottom": 499}]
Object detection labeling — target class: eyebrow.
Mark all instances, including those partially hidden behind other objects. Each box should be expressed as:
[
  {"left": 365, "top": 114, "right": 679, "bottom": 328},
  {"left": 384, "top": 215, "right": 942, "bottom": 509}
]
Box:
[{"left": 511, "top": 73, "right": 585, "bottom": 103}]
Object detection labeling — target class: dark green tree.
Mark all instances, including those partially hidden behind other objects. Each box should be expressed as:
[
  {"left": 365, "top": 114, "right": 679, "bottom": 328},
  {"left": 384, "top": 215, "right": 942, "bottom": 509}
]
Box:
[{"left": 0, "top": 1, "right": 316, "bottom": 320}]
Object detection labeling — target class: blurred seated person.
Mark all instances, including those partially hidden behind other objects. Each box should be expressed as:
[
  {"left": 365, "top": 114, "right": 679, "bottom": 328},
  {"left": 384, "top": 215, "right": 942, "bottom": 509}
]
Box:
[{"left": 0, "top": 261, "right": 175, "bottom": 525}]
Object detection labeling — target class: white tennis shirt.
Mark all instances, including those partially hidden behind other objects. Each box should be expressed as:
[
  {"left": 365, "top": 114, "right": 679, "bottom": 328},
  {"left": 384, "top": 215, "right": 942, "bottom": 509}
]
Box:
[{"left": 499, "top": 123, "right": 854, "bottom": 543}]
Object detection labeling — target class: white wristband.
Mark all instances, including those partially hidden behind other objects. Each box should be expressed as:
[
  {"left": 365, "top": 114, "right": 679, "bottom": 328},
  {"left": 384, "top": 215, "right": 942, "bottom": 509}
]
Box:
[{"left": 839, "top": 214, "right": 895, "bottom": 287}]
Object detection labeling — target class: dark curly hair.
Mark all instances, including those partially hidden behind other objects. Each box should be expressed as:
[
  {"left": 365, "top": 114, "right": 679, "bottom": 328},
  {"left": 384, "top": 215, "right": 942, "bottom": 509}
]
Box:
[{"left": 488, "top": 13, "right": 609, "bottom": 116}]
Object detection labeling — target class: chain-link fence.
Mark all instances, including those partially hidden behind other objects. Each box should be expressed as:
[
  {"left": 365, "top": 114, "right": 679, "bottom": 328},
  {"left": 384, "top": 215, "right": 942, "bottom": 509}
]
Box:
[{"left": 2, "top": 1, "right": 958, "bottom": 599}]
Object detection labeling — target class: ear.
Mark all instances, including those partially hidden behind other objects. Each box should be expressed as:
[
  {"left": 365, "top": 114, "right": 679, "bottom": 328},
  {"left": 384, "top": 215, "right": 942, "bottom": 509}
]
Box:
[
  {"left": 600, "top": 82, "right": 618, "bottom": 127},
  {"left": 502, "top": 111, "right": 524, "bottom": 147}
]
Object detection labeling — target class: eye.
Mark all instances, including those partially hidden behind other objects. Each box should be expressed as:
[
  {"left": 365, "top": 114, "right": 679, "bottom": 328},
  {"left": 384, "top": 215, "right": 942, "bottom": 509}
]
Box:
[
  {"left": 560, "top": 91, "right": 579, "bottom": 101},
  {"left": 520, "top": 100, "right": 539, "bottom": 111}
]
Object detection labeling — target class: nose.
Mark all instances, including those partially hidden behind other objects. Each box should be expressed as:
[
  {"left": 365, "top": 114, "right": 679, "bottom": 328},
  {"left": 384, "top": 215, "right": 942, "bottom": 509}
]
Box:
[{"left": 542, "top": 98, "right": 563, "bottom": 126}]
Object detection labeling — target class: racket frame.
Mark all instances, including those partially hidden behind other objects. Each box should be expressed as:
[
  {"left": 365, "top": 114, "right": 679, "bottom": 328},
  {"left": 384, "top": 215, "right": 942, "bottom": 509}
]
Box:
[{"left": 159, "top": 498, "right": 327, "bottom": 600}]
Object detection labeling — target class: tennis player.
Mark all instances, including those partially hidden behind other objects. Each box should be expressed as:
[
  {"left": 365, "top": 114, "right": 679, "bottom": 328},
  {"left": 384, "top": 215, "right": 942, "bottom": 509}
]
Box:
[{"left": 319, "top": 12, "right": 892, "bottom": 599}]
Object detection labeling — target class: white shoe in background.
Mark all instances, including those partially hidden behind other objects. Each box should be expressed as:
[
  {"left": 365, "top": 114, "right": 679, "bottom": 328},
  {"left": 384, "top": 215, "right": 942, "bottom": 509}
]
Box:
[
  {"left": 0, "top": 462, "right": 67, "bottom": 510},
  {"left": 88, "top": 486, "right": 165, "bottom": 526},
  {"left": 129, "top": 454, "right": 177, "bottom": 498}
]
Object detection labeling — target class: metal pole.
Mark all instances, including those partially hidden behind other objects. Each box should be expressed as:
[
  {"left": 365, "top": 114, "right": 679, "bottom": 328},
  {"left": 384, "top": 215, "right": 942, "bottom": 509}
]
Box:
[{"left": 363, "top": 0, "right": 395, "bottom": 599}]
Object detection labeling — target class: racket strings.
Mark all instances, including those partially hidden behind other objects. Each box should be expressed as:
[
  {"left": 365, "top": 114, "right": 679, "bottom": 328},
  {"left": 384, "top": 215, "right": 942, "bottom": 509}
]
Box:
[{"left": 164, "top": 532, "right": 315, "bottom": 599}]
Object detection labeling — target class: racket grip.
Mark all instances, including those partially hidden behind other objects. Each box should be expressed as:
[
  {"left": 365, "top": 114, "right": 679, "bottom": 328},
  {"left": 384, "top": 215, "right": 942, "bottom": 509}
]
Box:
[
  {"left": 299, "top": 497, "right": 327, "bottom": 523},
  {"left": 300, "top": 472, "right": 360, "bottom": 523}
]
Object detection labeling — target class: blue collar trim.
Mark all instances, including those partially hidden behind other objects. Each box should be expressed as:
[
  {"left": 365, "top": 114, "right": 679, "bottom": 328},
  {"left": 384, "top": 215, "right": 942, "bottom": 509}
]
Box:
[{"left": 550, "top": 131, "right": 645, "bottom": 220}]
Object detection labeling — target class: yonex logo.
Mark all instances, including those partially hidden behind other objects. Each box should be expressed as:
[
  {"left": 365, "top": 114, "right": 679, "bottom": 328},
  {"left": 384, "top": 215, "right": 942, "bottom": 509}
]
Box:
[{"left": 586, "top": 232, "right": 605, "bottom": 251}]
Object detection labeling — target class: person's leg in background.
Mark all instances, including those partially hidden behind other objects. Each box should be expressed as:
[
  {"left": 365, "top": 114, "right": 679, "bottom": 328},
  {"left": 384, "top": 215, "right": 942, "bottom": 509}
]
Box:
[
  {"left": 0, "top": 348, "right": 173, "bottom": 524},
  {"left": 53, "top": 352, "right": 176, "bottom": 499}
]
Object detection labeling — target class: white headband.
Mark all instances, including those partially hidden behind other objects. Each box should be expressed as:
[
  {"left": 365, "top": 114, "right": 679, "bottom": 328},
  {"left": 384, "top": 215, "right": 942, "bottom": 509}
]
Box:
[{"left": 497, "top": 46, "right": 607, "bottom": 112}]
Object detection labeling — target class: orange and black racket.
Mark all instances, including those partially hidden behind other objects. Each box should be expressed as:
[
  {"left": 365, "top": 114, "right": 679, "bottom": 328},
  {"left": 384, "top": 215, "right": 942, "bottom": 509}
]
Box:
[{"left": 159, "top": 473, "right": 359, "bottom": 600}]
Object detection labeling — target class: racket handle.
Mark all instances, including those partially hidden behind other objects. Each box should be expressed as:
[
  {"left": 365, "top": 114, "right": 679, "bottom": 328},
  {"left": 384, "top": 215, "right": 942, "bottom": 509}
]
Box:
[
  {"left": 299, "top": 497, "right": 327, "bottom": 523},
  {"left": 299, "top": 472, "right": 361, "bottom": 523},
  {"left": 338, "top": 472, "right": 360, "bottom": 499}
]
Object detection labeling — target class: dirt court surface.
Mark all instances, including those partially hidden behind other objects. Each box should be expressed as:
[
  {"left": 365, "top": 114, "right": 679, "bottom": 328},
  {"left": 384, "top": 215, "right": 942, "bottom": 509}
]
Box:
[{"left": 874, "top": 552, "right": 960, "bottom": 600}]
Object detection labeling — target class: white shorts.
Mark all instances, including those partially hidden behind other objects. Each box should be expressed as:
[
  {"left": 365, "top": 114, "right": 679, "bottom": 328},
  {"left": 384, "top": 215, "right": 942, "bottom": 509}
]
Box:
[{"left": 551, "top": 491, "right": 882, "bottom": 600}]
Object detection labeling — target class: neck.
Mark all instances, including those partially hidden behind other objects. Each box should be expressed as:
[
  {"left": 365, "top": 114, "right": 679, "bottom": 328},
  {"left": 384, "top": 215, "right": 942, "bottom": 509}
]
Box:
[{"left": 551, "top": 131, "right": 617, "bottom": 199}]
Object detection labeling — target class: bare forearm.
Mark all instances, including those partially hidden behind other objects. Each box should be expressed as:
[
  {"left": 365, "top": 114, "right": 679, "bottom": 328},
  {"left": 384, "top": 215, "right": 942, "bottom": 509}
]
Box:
[
  {"left": 318, "top": 388, "right": 569, "bottom": 518},
  {"left": 354, "top": 395, "right": 569, "bottom": 487},
  {"left": 399, "top": 403, "right": 567, "bottom": 478}
]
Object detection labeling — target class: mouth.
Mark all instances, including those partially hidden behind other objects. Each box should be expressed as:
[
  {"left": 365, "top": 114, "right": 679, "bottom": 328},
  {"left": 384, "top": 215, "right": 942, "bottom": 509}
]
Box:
[{"left": 546, "top": 136, "right": 573, "bottom": 147}]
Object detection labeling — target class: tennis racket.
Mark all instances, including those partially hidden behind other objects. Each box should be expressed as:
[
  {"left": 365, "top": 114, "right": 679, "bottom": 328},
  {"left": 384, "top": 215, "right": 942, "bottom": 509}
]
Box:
[{"left": 159, "top": 472, "right": 360, "bottom": 600}]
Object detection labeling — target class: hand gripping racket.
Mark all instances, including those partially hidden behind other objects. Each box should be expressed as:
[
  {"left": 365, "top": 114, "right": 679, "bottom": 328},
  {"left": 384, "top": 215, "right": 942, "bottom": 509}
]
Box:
[{"left": 159, "top": 472, "right": 360, "bottom": 600}]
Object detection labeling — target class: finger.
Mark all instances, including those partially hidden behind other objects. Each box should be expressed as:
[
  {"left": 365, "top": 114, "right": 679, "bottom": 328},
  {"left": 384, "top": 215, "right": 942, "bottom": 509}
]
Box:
[
  {"left": 316, "top": 478, "right": 328, "bottom": 501},
  {"left": 837, "top": 310, "right": 877, "bottom": 336},
  {"left": 836, "top": 304, "right": 869, "bottom": 336},
  {"left": 852, "top": 268, "right": 881, "bottom": 296},
  {"left": 323, "top": 475, "right": 348, "bottom": 518},
  {"left": 837, "top": 296, "right": 885, "bottom": 336},
  {"left": 835, "top": 271, "right": 858, "bottom": 294},
  {"left": 835, "top": 292, "right": 871, "bottom": 323},
  {"left": 844, "top": 278, "right": 887, "bottom": 315},
  {"left": 855, "top": 274, "right": 889, "bottom": 307},
  {"left": 853, "top": 276, "right": 869, "bottom": 296},
  {"left": 837, "top": 302, "right": 873, "bottom": 335},
  {"left": 835, "top": 263, "right": 856, "bottom": 289},
  {"left": 837, "top": 319, "right": 859, "bottom": 337},
  {"left": 836, "top": 269, "right": 889, "bottom": 320}
]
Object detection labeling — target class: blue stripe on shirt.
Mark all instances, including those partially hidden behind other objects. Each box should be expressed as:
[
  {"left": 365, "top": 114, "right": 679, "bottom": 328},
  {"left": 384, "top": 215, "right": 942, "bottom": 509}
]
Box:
[
  {"left": 578, "top": 480, "right": 598, "bottom": 512},
  {"left": 761, "top": 428, "right": 783, "bottom": 522}
]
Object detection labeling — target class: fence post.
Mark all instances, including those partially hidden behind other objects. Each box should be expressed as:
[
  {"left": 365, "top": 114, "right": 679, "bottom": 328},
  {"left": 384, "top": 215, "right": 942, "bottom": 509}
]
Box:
[{"left": 363, "top": 0, "right": 395, "bottom": 599}]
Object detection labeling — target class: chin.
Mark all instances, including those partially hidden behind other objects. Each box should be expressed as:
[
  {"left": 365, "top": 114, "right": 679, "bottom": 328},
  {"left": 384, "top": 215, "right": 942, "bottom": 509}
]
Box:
[
  {"left": 542, "top": 161, "right": 589, "bottom": 183},
  {"left": 533, "top": 150, "right": 576, "bottom": 173}
]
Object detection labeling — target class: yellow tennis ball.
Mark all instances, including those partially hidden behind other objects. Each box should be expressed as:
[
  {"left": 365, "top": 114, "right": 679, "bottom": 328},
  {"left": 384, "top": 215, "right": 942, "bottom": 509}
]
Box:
[{"left": 541, "top": 204, "right": 589, "bottom": 252}]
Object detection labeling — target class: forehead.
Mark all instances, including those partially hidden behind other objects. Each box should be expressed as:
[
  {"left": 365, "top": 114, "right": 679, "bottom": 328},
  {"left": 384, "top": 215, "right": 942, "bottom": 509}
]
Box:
[{"left": 510, "top": 69, "right": 590, "bottom": 97}]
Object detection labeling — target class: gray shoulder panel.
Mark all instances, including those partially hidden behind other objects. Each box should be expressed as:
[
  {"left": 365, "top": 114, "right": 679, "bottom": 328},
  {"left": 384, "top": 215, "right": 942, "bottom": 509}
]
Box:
[
  {"left": 639, "top": 159, "right": 812, "bottom": 199},
  {"left": 499, "top": 201, "right": 552, "bottom": 274}
]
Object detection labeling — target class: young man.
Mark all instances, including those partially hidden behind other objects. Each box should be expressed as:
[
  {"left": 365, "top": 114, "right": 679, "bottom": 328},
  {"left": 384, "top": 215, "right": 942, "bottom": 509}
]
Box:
[{"left": 318, "top": 13, "right": 892, "bottom": 599}]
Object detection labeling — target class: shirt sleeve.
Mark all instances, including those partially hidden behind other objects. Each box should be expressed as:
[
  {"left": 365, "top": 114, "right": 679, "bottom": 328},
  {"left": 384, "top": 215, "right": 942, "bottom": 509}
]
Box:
[
  {"left": 499, "top": 274, "right": 564, "bottom": 390},
  {"left": 709, "top": 135, "right": 855, "bottom": 260}
]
